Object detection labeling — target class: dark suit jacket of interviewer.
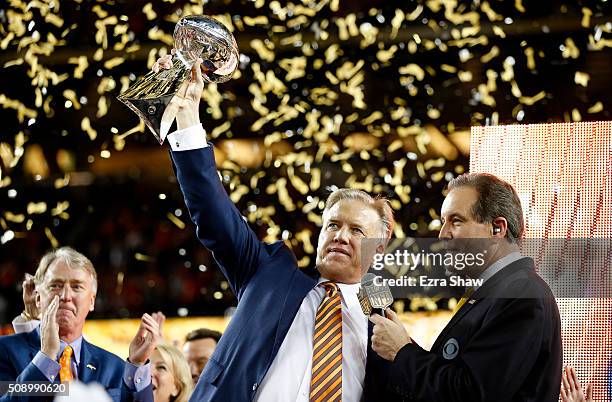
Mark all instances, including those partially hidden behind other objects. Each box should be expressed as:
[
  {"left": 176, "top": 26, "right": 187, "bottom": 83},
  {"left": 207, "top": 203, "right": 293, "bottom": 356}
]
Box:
[
  {"left": 0, "top": 328, "right": 153, "bottom": 402},
  {"left": 387, "top": 257, "right": 563, "bottom": 402},
  {"left": 170, "top": 146, "right": 391, "bottom": 402}
]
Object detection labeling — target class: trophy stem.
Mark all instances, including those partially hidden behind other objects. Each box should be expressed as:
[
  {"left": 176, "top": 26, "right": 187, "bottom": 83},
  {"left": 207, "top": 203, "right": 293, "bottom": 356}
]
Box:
[{"left": 117, "top": 58, "right": 190, "bottom": 144}]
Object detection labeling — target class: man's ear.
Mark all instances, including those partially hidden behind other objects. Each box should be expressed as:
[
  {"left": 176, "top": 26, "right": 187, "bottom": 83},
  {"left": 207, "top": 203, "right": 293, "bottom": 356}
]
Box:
[
  {"left": 491, "top": 217, "right": 508, "bottom": 238},
  {"left": 35, "top": 289, "right": 41, "bottom": 310},
  {"left": 89, "top": 293, "right": 96, "bottom": 312},
  {"left": 376, "top": 237, "right": 388, "bottom": 255}
]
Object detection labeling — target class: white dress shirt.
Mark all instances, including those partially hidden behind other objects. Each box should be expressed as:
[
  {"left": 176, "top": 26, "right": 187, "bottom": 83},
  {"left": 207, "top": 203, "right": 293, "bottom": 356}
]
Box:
[
  {"left": 255, "top": 278, "right": 368, "bottom": 402},
  {"left": 169, "top": 125, "right": 370, "bottom": 401}
]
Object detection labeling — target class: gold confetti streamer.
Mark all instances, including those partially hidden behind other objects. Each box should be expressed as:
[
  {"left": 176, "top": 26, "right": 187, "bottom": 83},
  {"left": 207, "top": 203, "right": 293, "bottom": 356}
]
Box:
[
  {"left": 279, "top": 57, "right": 307, "bottom": 81},
  {"left": 399, "top": 64, "right": 425, "bottom": 80},
  {"left": 250, "top": 39, "right": 275, "bottom": 62},
  {"left": 135, "top": 253, "right": 154, "bottom": 262},
  {"left": 51, "top": 201, "right": 70, "bottom": 219},
  {"left": 581, "top": 7, "right": 592, "bottom": 28},
  {"left": 4, "top": 212, "right": 25, "bottom": 223},
  {"left": 81, "top": 117, "right": 97, "bottom": 140},
  {"left": 519, "top": 91, "right": 547, "bottom": 106},
  {"left": 143, "top": 3, "right": 157, "bottom": 20},
  {"left": 481, "top": 2, "right": 502, "bottom": 21},
  {"left": 27, "top": 202, "right": 47, "bottom": 214},
  {"left": 244, "top": 16, "right": 269, "bottom": 26},
  {"left": 376, "top": 45, "right": 397, "bottom": 63},
  {"left": 574, "top": 71, "right": 590, "bottom": 87},
  {"left": 492, "top": 26, "right": 506, "bottom": 39},
  {"left": 103, "top": 57, "right": 124, "bottom": 69},
  {"left": 167, "top": 212, "right": 185, "bottom": 229},
  {"left": 562, "top": 38, "right": 580, "bottom": 59},
  {"left": 54, "top": 174, "right": 70, "bottom": 189},
  {"left": 97, "top": 96, "right": 108, "bottom": 118},
  {"left": 62, "top": 89, "right": 81, "bottom": 110},
  {"left": 587, "top": 102, "right": 603, "bottom": 113},
  {"left": 45, "top": 227, "right": 59, "bottom": 248},
  {"left": 390, "top": 9, "right": 404, "bottom": 39}
]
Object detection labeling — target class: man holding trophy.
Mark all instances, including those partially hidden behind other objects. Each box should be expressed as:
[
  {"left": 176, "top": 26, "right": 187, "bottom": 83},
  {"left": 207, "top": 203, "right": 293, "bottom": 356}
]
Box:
[{"left": 120, "top": 15, "right": 394, "bottom": 402}]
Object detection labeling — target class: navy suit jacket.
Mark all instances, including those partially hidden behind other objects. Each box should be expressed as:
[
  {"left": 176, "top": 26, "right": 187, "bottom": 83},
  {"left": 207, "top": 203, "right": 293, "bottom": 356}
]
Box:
[
  {"left": 386, "top": 257, "right": 563, "bottom": 402},
  {"left": 170, "top": 146, "right": 390, "bottom": 402},
  {"left": 0, "top": 329, "right": 153, "bottom": 402}
]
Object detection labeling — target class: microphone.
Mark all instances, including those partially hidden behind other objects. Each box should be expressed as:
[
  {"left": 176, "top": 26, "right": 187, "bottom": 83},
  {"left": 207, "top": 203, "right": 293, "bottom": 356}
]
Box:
[{"left": 357, "top": 273, "right": 394, "bottom": 316}]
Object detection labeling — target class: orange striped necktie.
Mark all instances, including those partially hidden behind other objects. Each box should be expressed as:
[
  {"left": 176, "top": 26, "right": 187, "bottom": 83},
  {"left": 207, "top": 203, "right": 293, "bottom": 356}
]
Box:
[
  {"left": 59, "top": 345, "right": 74, "bottom": 382},
  {"left": 310, "top": 281, "right": 342, "bottom": 402}
]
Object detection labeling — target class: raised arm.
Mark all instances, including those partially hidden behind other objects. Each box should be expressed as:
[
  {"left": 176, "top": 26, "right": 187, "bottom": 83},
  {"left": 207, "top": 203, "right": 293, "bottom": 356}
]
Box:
[{"left": 156, "top": 55, "right": 266, "bottom": 297}]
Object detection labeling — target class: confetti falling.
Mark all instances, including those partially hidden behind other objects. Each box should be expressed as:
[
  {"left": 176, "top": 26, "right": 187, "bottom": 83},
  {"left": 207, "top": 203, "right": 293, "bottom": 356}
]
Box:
[{"left": 0, "top": 0, "right": 610, "bottom": 315}]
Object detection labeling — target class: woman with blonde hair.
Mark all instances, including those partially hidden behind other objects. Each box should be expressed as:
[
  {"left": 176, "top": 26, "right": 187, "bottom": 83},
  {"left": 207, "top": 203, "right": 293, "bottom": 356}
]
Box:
[{"left": 151, "top": 343, "right": 194, "bottom": 402}]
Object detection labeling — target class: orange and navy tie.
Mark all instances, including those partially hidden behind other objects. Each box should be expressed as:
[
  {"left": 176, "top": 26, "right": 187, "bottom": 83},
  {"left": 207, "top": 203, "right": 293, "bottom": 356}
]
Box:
[
  {"left": 59, "top": 345, "right": 74, "bottom": 382},
  {"left": 310, "top": 282, "right": 342, "bottom": 402}
]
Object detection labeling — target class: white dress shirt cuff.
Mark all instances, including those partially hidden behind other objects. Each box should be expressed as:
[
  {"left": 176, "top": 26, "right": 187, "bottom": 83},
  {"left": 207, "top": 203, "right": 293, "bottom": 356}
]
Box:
[{"left": 167, "top": 123, "right": 208, "bottom": 151}]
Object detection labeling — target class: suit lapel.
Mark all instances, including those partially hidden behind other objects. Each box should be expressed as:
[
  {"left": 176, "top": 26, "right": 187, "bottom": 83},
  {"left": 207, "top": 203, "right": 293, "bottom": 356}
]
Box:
[
  {"left": 79, "top": 339, "right": 100, "bottom": 383},
  {"left": 25, "top": 329, "right": 41, "bottom": 361},
  {"left": 431, "top": 300, "right": 478, "bottom": 351},
  {"left": 271, "top": 270, "right": 318, "bottom": 358}
]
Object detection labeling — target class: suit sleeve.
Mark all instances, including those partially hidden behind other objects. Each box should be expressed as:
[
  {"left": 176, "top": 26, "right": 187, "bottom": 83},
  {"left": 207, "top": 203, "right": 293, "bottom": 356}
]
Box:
[
  {"left": 0, "top": 344, "right": 48, "bottom": 402},
  {"left": 388, "top": 297, "right": 546, "bottom": 402},
  {"left": 120, "top": 382, "right": 153, "bottom": 402},
  {"left": 170, "top": 146, "right": 265, "bottom": 298}
]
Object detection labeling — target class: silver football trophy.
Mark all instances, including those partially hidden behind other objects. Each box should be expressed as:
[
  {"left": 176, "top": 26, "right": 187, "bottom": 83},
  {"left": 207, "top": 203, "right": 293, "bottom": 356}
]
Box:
[
  {"left": 358, "top": 273, "right": 394, "bottom": 316},
  {"left": 118, "top": 15, "right": 239, "bottom": 144}
]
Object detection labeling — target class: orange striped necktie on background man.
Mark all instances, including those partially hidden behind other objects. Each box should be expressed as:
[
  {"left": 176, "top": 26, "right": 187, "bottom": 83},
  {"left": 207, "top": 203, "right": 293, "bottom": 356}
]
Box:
[
  {"left": 59, "top": 345, "right": 74, "bottom": 382},
  {"left": 310, "top": 281, "right": 343, "bottom": 402}
]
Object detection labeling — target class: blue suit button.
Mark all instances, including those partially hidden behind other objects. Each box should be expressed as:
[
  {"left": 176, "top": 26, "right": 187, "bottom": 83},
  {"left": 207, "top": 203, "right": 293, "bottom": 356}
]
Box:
[{"left": 252, "top": 383, "right": 258, "bottom": 391}]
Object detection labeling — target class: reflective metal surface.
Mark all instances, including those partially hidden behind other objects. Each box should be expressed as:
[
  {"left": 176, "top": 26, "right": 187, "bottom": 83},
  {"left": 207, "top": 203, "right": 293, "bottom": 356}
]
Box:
[{"left": 118, "top": 16, "right": 239, "bottom": 144}]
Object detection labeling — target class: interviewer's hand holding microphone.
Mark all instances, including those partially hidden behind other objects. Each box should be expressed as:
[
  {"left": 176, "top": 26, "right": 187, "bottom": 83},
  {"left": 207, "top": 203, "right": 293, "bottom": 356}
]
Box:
[
  {"left": 370, "top": 308, "right": 412, "bottom": 361},
  {"left": 358, "top": 273, "right": 412, "bottom": 361}
]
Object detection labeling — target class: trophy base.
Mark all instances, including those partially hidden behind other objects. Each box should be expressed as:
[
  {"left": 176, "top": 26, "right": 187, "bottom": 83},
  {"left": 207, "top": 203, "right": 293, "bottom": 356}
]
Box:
[
  {"left": 118, "top": 58, "right": 190, "bottom": 145},
  {"left": 118, "top": 94, "right": 176, "bottom": 145}
]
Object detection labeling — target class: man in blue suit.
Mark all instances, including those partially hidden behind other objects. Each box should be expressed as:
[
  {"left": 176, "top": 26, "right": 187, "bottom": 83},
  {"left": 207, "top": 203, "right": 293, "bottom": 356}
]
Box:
[
  {"left": 0, "top": 247, "right": 158, "bottom": 402},
  {"left": 154, "top": 55, "right": 394, "bottom": 401}
]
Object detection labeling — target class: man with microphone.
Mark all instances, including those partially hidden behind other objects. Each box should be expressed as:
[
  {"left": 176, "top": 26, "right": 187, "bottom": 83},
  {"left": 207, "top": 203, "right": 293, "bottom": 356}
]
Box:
[{"left": 370, "top": 173, "right": 563, "bottom": 401}]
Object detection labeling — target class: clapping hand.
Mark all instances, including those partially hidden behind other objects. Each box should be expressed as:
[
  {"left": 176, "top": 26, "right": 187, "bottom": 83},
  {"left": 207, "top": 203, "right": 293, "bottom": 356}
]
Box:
[
  {"left": 22, "top": 273, "right": 40, "bottom": 320},
  {"left": 151, "top": 311, "right": 166, "bottom": 340},
  {"left": 128, "top": 313, "right": 161, "bottom": 366},
  {"left": 40, "top": 295, "right": 60, "bottom": 359}
]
